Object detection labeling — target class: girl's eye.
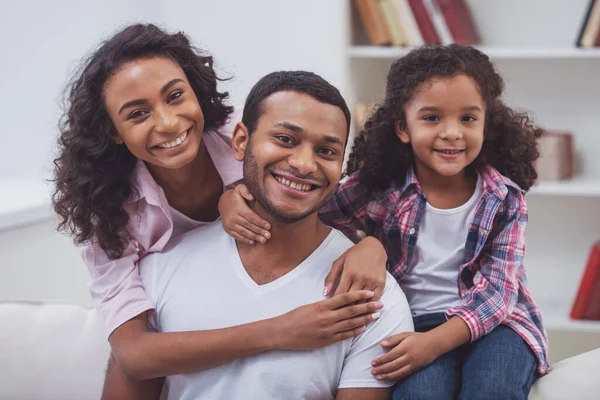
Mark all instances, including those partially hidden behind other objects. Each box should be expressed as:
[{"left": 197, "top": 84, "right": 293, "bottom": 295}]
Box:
[
  {"left": 128, "top": 110, "right": 148, "bottom": 120},
  {"left": 423, "top": 115, "right": 439, "bottom": 122},
  {"left": 167, "top": 89, "right": 184, "bottom": 103},
  {"left": 275, "top": 135, "right": 294, "bottom": 145},
  {"left": 462, "top": 115, "right": 477, "bottom": 122}
]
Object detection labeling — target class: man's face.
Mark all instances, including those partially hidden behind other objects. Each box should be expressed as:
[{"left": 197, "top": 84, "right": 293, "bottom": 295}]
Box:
[{"left": 238, "top": 91, "right": 347, "bottom": 223}]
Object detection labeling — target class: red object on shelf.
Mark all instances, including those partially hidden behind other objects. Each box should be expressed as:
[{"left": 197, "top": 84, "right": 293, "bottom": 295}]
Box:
[
  {"left": 408, "top": 0, "right": 441, "bottom": 44},
  {"left": 570, "top": 241, "right": 600, "bottom": 320},
  {"left": 434, "top": 0, "right": 480, "bottom": 45}
]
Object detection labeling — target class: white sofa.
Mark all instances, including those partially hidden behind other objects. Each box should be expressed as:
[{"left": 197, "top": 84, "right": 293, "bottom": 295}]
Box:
[{"left": 1, "top": 300, "right": 599, "bottom": 400}]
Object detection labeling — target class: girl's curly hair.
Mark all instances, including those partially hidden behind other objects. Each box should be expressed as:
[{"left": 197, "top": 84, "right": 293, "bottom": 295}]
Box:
[
  {"left": 53, "top": 23, "right": 232, "bottom": 259},
  {"left": 346, "top": 44, "right": 543, "bottom": 195}
]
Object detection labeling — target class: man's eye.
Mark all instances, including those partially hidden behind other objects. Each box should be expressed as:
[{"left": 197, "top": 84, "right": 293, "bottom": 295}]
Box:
[
  {"left": 276, "top": 135, "right": 294, "bottom": 145},
  {"left": 128, "top": 110, "right": 148, "bottom": 120},
  {"left": 168, "top": 90, "right": 183, "bottom": 102},
  {"left": 319, "top": 148, "right": 336, "bottom": 156}
]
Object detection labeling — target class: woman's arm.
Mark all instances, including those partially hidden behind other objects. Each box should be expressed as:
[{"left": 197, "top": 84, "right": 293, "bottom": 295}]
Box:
[{"left": 110, "top": 290, "right": 383, "bottom": 380}]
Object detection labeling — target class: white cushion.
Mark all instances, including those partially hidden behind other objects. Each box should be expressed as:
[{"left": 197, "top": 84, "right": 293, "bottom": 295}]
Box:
[
  {"left": 529, "top": 347, "right": 600, "bottom": 400},
  {"left": 0, "top": 300, "right": 110, "bottom": 400}
]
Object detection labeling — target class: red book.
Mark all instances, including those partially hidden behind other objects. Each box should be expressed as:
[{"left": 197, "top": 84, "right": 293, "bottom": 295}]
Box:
[
  {"left": 408, "top": 0, "right": 441, "bottom": 44},
  {"left": 570, "top": 242, "right": 600, "bottom": 320},
  {"left": 595, "top": 27, "right": 600, "bottom": 46},
  {"left": 583, "top": 271, "right": 600, "bottom": 320},
  {"left": 434, "top": 0, "right": 480, "bottom": 45}
]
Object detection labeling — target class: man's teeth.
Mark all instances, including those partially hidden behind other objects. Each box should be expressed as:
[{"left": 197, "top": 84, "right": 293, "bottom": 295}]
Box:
[
  {"left": 274, "top": 175, "right": 312, "bottom": 192},
  {"left": 157, "top": 130, "right": 188, "bottom": 149}
]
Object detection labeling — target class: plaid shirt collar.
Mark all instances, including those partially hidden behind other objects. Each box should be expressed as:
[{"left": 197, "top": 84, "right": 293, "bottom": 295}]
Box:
[{"left": 397, "top": 165, "right": 524, "bottom": 200}]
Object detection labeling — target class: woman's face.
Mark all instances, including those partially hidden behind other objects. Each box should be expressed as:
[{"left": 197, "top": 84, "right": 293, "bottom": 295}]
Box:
[{"left": 103, "top": 56, "right": 205, "bottom": 170}]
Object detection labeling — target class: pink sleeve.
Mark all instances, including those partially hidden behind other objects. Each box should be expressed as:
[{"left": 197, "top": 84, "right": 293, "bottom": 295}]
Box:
[
  {"left": 204, "top": 106, "right": 244, "bottom": 187},
  {"left": 82, "top": 239, "right": 154, "bottom": 339}
]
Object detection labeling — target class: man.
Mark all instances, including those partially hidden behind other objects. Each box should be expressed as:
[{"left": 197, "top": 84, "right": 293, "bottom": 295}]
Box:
[{"left": 104, "top": 71, "right": 413, "bottom": 399}]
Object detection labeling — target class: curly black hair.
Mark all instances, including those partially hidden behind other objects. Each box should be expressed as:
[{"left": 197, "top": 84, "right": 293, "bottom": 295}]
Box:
[
  {"left": 53, "top": 23, "right": 232, "bottom": 259},
  {"left": 346, "top": 44, "right": 542, "bottom": 195}
]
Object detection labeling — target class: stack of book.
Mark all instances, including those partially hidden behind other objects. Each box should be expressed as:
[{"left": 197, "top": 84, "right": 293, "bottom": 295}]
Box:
[
  {"left": 577, "top": 0, "right": 600, "bottom": 48},
  {"left": 353, "top": 0, "right": 480, "bottom": 47},
  {"left": 571, "top": 242, "right": 600, "bottom": 321}
]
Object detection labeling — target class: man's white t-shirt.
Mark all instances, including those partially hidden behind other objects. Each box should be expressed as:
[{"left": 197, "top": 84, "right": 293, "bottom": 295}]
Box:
[{"left": 140, "top": 221, "right": 413, "bottom": 400}]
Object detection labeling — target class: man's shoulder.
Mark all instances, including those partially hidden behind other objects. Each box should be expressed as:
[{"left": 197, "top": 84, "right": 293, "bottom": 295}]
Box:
[{"left": 141, "top": 220, "right": 228, "bottom": 267}]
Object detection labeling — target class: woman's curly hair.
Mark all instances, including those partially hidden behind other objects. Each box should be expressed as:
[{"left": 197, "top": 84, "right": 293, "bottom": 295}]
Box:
[
  {"left": 346, "top": 44, "right": 543, "bottom": 195},
  {"left": 53, "top": 23, "right": 232, "bottom": 259}
]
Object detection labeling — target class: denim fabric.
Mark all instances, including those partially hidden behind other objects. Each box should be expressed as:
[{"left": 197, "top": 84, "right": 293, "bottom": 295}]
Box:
[{"left": 393, "top": 313, "right": 538, "bottom": 400}]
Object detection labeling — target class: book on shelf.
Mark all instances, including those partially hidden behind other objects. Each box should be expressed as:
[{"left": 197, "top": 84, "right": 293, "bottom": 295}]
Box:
[
  {"left": 354, "top": 0, "right": 479, "bottom": 46},
  {"left": 577, "top": 0, "right": 600, "bottom": 48},
  {"left": 535, "top": 131, "right": 574, "bottom": 181},
  {"left": 570, "top": 241, "right": 600, "bottom": 320},
  {"left": 354, "top": 0, "right": 392, "bottom": 46}
]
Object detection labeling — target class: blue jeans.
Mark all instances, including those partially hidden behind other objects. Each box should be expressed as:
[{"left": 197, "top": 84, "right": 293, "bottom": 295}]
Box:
[{"left": 392, "top": 313, "right": 539, "bottom": 400}]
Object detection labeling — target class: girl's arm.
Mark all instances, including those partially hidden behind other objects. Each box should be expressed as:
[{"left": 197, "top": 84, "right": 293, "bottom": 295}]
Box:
[{"left": 109, "top": 289, "right": 382, "bottom": 380}]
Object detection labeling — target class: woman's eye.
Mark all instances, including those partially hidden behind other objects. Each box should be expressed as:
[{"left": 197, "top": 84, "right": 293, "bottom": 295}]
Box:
[
  {"left": 168, "top": 90, "right": 184, "bottom": 102},
  {"left": 462, "top": 115, "right": 476, "bottom": 122},
  {"left": 423, "top": 115, "right": 439, "bottom": 122},
  {"left": 128, "top": 110, "right": 148, "bottom": 120}
]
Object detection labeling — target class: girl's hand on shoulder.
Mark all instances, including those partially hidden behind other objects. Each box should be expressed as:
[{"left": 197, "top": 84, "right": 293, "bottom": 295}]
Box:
[
  {"left": 275, "top": 290, "right": 384, "bottom": 350},
  {"left": 218, "top": 184, "right": 271, "bottom": 245},
  {"left": 323, "top": 236, "right": 388, "bottom": 300},
  {"left": 370, "top": 331, "right": 443, "bottom": 382}
]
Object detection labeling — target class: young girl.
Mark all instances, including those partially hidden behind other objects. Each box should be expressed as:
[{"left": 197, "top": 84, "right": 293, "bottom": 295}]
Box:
[
  {"left": 318, "top": 44, "right": 549, "bottom": 399},
  {"left": 52, "top": 23, "right": 388, "bottom": 381}
]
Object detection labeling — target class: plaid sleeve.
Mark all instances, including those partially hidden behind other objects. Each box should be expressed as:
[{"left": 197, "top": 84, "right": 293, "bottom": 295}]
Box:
[
  {"left": 447, "top": 192, "right": 527, "bottom": 341},
  {"left": 319, "top": 173, "right": 373, "bottom": 243}
]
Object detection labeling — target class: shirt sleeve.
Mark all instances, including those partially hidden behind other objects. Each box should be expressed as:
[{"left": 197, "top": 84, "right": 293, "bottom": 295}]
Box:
[
  {"left": 82, "top": 239, "right": 154, "bottom": 339},
  {"left": 338, "top": 275, "right": 414, "bottom": 389},
  {"left": 446, "top": 192, "right": 527, "bottom": 341},
  {"left": 319, "top": 173, "right": 376, "bottom": 243},
  {"left": 205, "top": 106, "right": 244, "bottom": 187}
]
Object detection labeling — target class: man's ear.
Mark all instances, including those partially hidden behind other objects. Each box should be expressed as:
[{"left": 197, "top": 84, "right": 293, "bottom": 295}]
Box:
[
  {"left": 232, "top": 122, "right": 249, "bottom": 162},
  {"left": 395, "top": 120, "right": 410, "bottom": 144}
]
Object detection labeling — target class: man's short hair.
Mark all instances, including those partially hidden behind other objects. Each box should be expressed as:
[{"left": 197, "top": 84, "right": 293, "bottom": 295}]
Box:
[{"left": 241, "top": 71, "right": 351, "bottom": 141}]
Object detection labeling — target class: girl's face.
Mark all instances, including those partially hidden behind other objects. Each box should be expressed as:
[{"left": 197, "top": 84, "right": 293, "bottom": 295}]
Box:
[
  {"left": 396, "top": 74, "right": 485, "bottom": 182},
  {"left": 103, "top": 56, "right": 205, "bottom": 171}
]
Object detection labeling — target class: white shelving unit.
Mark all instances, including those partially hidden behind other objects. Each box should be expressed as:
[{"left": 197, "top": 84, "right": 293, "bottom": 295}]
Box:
[
  {"left": 343, "top": 0, "right": 600, "bottom": 355},
  {"left": 348, "top": 45, "right": 600, "bottom": 60}
]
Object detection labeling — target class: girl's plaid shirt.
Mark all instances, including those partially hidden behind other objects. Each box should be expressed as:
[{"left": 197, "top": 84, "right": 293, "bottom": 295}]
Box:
[{"left": 319, "top": 165, "right": 549, "bottom": 374}]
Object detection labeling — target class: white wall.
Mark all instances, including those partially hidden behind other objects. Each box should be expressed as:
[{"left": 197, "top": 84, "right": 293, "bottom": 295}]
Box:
[
  {"left": 0, "top": 0, "right": 157, "bottom": 179},
  {"left": 149, "top": 0, "right": 348, "bottom": 107}
]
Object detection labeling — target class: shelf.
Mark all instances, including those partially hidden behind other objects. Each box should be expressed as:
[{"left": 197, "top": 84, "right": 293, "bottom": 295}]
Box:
[
  {"left": 538, "top": 298, "right": 600, "bottom": 333},
  {"left": 528, "top": 178, "right": 600, "bottom": 197},
  {"left": 348, "top": 46, "right": 600, "bottom": 60}
]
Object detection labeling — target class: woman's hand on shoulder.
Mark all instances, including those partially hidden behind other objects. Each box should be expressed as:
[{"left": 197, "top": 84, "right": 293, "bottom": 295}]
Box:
[
  {"left": 323, "top": 236, "right": 388, "bottom": 300},
  {"left": 218, "top": 184, "right": 271, "bottom": 245},
  {"left": 273, "top": 290, "right": 384, "bottom": 350}
]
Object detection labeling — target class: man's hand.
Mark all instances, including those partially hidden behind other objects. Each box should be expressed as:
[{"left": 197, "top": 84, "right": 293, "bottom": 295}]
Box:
[
  {"left": 323, "top": 236, "right": 387, "bottom": 300},
  {"left": 370, "top": 331, "right": 443, "bottom": 382},
  {"left": 219, "top": 184, "right": 271, "bottom": 245}
]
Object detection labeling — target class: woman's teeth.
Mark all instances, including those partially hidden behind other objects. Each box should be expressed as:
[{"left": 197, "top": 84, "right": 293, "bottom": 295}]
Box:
[
  {"left": 274, "top": 175, "right": 312, "bottom": 192},
  {"left": 157, "top": 130, "right": 188, "bottom": 149}
]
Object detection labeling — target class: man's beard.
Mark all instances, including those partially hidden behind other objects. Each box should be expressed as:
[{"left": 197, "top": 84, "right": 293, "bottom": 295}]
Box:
[{"left": 242, "top": 139, "right": 331, "bottom": 224}]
